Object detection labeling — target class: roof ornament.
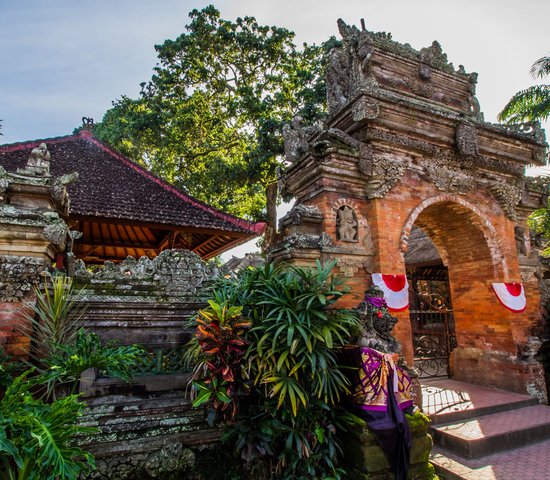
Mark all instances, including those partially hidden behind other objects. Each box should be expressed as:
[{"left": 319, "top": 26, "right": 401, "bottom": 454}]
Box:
[{"left": 81, "top": 117, "right": 94, "bottom": 130}]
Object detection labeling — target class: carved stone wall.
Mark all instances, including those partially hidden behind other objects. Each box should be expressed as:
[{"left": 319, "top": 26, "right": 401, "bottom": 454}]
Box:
[
  {"left": 0, "top": 143, "right": 74, "bottom": 354},
  {"left": 69, "top": 249, "right": 221, "bottom": 479}
]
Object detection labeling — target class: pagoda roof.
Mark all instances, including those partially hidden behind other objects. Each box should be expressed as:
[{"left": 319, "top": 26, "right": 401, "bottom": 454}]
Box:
[{"left": 0, "top": 130, "right": 265, "bottom": 261}]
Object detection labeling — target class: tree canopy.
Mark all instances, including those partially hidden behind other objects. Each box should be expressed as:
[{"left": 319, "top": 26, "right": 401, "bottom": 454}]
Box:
[
  {"left": 498, "top": 55, "right": 550, "bottom": 124},
  {"left": 94, "top": 6, "right": 327, "bottom": 224}
]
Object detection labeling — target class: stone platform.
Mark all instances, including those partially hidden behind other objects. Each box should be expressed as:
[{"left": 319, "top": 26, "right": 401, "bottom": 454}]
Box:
[{"left": 424, "top": 378, "right": 550, "bottom": 480}]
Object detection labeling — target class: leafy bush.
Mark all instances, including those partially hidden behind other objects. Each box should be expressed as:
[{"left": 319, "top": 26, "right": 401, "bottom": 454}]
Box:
[
  {"left": 191, "top": 301, "right": 251, "bottom": 425},
  {"left": 40, "top": 330, "right": 144, "bottom": 396},
  {"left": 0, "top": 371, "right": 96, "bottom": 480},
  {"left": 18, "top": 274, "right": 143, "bottom": 398},
  {"left": 188, "top": 261, "right": 361, "bottom": 479}
]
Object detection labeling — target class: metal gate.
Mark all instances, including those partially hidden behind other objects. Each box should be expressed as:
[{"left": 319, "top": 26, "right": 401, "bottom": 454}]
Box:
[{"left": 408, "top": 271, "right": 456, "bottom": 379}]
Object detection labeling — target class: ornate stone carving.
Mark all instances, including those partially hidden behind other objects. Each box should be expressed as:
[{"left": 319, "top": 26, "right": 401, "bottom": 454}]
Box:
[
  {"left": 337, "top": 256, "right": 365, "bottom": 277},
  {"left": 367, "top": 129, "right": 438, "bottom": 156},
  {"left": 280, "top": 204, "right": 323, "bottom": 228},
  {"left": 51, "top": 172, "right": 79, "bottom": 212},
  {"left": 350, "top": 30, "right": 375, "bottom": 92},
  {"left": 424, "top": 153, "right": 475, "bottom": 194},
  {"left": 352, "top": 96, "right": 380, "bottom": 122},
  {"left": 75, "top": 249, "right": 218, "bottom": 295},
  {"left": 326, "top": 19, "right": 376, "bottom": 112},
  {"left": 0, "top": 256, "right": 48, "bottom": 302},
  {"left": 336, "top": 206, "right": 358, "bottom": 242},
  {"left": 502, "top": 121, "right": 546, "bottom": 144},
  {"left": 311, "top": 127, "right": 365, "bottom": 157},
  {"left": 517, "top": 336, "right": 542, "bottom": 364},
  {"left": 326, "top": 43, "right": 351, "bottom": 112},
  {"left": 21, "top": 143, "right": 51, "bottom": 176},
  {"left": 488, "top": 181, "right": 522, "bottom": 220},
  {"left": 355, "top": 286, "right": 401, "bottom": 354},
  {"left": 282, "top": 116, "right": 309, "bottom": 163},
  {"left": 406, "top": 75, "right": 435, "bottom": 99},
  {"left": 42, "top": 212, "right": 69, "bottom": 247},
  {"left": 363, "top": 157, "right": 405, "bottom": 199},
  {"left": 0, "top": 166, "right": 8, "bottom": 202},
  {"left": 277, "top": 232, "right": 334, "bottom": 250},
  {"left": 357, "top": 144, "right": 375, "bottom": 176},
  {"left": 419, "top": 41, "right": 452, "bottom": 71},
  {"left": 455, "top": 122, "right": 479, "bottom": 157}
]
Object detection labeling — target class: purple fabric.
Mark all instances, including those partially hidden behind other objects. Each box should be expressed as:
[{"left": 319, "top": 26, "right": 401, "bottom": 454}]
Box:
[{"left": 366, "top": 296, "right": 387, "bottom": 308}]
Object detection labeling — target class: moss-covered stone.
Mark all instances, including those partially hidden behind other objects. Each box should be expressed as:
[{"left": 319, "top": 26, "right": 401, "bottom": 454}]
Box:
[{"left": 340, "top": 409, "right": 436, "bottom": 480}]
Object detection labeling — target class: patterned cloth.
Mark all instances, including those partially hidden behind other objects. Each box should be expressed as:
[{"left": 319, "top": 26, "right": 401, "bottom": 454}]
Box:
[{"left": 352, "top": 347, "right": 413, "bottom": 412}]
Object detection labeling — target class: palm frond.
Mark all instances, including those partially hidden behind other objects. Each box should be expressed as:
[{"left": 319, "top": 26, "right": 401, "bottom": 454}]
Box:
[
  {"left": 498, "top": 84, "right": 550, "bottom": 123},
  {"left": 530, "top": 55, "right": 550, "bottom": 79}
]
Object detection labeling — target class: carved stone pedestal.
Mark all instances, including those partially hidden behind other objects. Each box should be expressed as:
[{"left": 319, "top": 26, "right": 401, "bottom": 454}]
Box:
[{"left": 342, "top": 411, "right": 435, "bottom": 480}]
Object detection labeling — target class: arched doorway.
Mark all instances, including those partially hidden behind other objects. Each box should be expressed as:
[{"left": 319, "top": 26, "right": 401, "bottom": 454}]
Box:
[
  {"left": 405, "top": 227, "right": 456, "bottom": 378},
  {"left": 400, "top": 196, "right": 516, "bottom": 387}
]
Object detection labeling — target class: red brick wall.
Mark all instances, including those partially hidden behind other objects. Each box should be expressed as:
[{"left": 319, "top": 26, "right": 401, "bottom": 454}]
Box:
[
  {"left": 0, "top": 296, "right": 33, "bottom": 357},
  {"left": 302, "top": 168, "right": 544, "bottom": 396}
]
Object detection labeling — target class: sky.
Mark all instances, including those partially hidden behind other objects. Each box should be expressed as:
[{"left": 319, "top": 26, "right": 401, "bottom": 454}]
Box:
[{"left": 1, "top": 0, "right": 549, "bottom": 259}]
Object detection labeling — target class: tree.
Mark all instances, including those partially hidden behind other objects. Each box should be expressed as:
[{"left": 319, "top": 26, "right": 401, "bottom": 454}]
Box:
[
  {"left": 95, "top": 6, "right": 326, "bottom": 226},
  {"left": 498, "top": 55, "right": 550, "bottom": 123}
]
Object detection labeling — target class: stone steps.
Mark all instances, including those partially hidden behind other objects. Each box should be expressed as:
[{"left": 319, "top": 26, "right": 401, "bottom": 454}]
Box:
[
  {"left": 431, "top": 404, "right": 550, "bottom": 458},
  {"left": 423, "top": 379, "right": 550, "bottom": 480},
  {"left": 78, "top": 392, "right": 220, "bottom": 455}
]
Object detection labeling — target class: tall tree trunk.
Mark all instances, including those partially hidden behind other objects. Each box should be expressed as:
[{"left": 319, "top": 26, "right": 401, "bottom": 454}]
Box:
[{"left": 263, "top": 182, "right": 278, "bottom": 251}]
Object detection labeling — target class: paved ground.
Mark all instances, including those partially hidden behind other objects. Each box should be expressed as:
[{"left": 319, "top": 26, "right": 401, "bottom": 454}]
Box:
[
  {"left": 431, "top": 440, "right": 550, "bottom": 480},
  {"left": 422, "top": 378, "right": 550, "bottom": 480}
]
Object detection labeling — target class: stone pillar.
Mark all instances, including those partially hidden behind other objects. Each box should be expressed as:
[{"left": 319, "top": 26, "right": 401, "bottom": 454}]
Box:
[{"left": 0, "top": 143, "right": 75, "bottom": 356}]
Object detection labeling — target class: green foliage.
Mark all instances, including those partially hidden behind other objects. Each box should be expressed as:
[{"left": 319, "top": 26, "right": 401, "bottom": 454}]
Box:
[
  {"left": 0, "top": 350, "right": 22, "bottom": 391},
  {"left": 94, "top": 5, "right": 327, "bottom": 221},
  {"left": 19, "top": 274, "right": 143, "bottom": 398},
  {"left": 499, "top": 55, "right": 550, "bottom": 123},
  {"left": 528, "top": 202, "right": 550, "bottom": 256},
  {"left": 22, "top": 275, "right": 85, "bottom": 358},
  {"left": 190, "top": 261, "right": 360, "bottom": 479},
  {"left": 191, "top": 301, "right": 251, "bottom": 425},
  {"left": 39, "top": 330, "right": 144, "bottom": 395},
  {"left": 0, "top": 371, "right": 97, "bottom": 480}
]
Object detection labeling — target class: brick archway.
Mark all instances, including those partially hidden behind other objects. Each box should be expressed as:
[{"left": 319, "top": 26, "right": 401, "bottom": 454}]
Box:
[
  {"left": 400, "top": 194, "right": 508, "bottom": 279},
  {"left": 400, "top": 196, "right": 517, "bottom": 381},
  {"left": 275, "top": 20, "right": 548, "bottom": 400}
]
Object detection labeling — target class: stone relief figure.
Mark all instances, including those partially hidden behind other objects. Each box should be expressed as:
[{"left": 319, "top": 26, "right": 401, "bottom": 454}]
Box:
[
  {"left": 336, "top": 205, "right": 358, "bottom": 242},
  {"left": 351, "top": 30, "right": 374, "bottom": 90},
  {"left": 355, "top": 286, "right": 401, "bottom": 354},
  {"left": 326, "top": 45, "right": 351, "bottom": 112},
  {"left": 25, "top": 143, "right": 51, "bottom": 176},
  {"left": 282, "top": 116, "right": 309, "bottom": 163}
]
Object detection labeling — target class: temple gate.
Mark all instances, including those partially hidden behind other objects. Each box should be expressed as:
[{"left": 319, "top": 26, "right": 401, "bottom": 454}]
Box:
[{"left": 273, "top": 20, "right": 548, "bottom": 400}]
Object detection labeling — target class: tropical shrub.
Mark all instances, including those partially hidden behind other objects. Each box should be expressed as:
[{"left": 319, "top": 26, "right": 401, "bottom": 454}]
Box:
[
  {"left": 188, "top": 261, "right": 361, "bottom": 479},
  {"left": 22, "top": 275, "right": 85, "bottom": 357},
  {"left": 0, "top": 371, "right": 96, "bottom": 480},
  {"left": 19, "top": 274, "right": 143, "bottom": 398},
  {"left": 190, "top": 301, "right": 251, "bottom": 425},
  {"left": 39, "top": 330, "right": 144, "bottom": 396}
]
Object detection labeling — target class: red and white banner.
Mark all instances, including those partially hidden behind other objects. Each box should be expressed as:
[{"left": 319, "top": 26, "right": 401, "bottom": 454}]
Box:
[
  {"left": 491, "top": 283, "right": 526, "bottom": 313},
  {"left": 371, "top": 273, "right": 409, "bottom": 311}
]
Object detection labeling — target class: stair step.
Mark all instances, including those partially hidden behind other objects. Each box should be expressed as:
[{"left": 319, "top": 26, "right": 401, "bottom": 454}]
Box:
[
  {"left": 430, "top": 405, "right": 550, "bottom": 458},
  {"left": 422, "top": 379, "right": 538, "bottom": 425},
  {"left": 430, "top": 439, "right": 550, "bottom": 480}
]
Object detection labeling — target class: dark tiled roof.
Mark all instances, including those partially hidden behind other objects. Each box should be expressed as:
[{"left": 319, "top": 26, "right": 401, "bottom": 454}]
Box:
[{"left": 0, "top": 131, "right": 265, "bottom": 235}]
